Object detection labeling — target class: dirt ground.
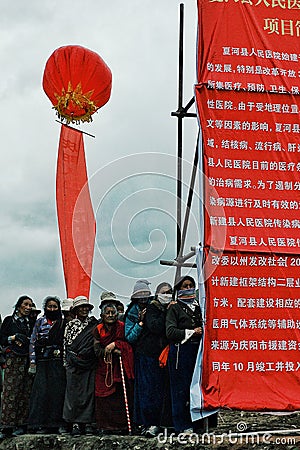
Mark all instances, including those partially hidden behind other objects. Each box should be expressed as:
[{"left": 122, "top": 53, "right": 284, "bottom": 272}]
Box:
[{"left": 0, "top": 410, "right": 299, "bottom": 449}]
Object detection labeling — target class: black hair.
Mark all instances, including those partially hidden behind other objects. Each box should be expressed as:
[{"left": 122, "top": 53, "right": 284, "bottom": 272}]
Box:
[
  {"left": 43, "top": 296, "right": 61, "bottom": 311},
  {"left": 14, "top": 295, "right": 33, "bottom": 313}
]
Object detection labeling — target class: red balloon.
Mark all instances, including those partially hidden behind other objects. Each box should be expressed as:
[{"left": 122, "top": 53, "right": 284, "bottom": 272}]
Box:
[{"left": 43, "top": 45, "right": 112, "bottom": 124}]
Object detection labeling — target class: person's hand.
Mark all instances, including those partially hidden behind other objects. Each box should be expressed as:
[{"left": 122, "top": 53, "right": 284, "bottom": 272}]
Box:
[
  {"left": 15, "top": 333, "right": 28, "bottom": 346},
  {"left": 104, "top": 342, "right": 115, "bottom": 355},
  {"left": 28, "top": 363, "right": 36, "bottom": 375},
  {"left": 138, "top": 308, "right": 147, "bottom": 321},
  {"left": 114, "top": 349, "right": 121, "bottom": 356},
  {"left": 15, "top": 336, "right": 23, "bottom": 347},
  {"left": 167, "top": 300, "right": 176, "bottom": 309},
  {"left": 193, "top": 327, "right": 202, "bottom": 336}
]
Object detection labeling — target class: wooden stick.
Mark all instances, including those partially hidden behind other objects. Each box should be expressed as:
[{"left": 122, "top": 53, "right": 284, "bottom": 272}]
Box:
[
  {"left": 55, "top": 120, "right": 95, "bottom": 138},
  {"left": 119, "top": 355, "right": 132, "bottom": 435}
]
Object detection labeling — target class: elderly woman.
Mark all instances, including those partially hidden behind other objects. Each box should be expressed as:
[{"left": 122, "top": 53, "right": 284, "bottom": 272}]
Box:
[
  {"left": 166, "top": 275, "right": 203, "bottom": 434},
  {"left": 0, "top": 295, "right": 35, "bottom": 438},
  {"left": 63, "top": 296, "right": 98, "bottom": 436},
  {"left": 94, "top": 303, "right": 134, "bottom": 434},
  {"left": 28, "top": 296, "right": 67, "bottom": 434},
  {"left": 100, "top": 292, "right": 125, "bottom": 322}
]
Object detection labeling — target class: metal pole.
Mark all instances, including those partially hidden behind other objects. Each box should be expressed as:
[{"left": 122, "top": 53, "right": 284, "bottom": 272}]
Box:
[
  {"left": 176, "top": 3, "right": 184, "bottom": 278},
  {"left": 175, "top": 134, "right": 199, "bottom": 282}
]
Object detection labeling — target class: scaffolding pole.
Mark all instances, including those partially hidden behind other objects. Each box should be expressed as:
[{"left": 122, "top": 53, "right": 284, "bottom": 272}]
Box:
[{"left": 160, "top": 2, "right": 198, "bottom": 278}]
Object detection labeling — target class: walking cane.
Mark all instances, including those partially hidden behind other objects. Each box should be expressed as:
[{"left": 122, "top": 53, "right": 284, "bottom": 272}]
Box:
[{"left": 119, "top": 355, "right": 132, "bottom": 435}]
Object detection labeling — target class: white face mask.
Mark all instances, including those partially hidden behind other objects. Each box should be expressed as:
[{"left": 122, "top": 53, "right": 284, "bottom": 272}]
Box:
[{"left": 157, "top": 293, "right": 173, "bottom": 305}]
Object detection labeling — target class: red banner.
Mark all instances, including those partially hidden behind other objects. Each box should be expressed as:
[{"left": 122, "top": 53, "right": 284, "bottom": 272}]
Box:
[
  {"left": 196, "top": 0, "right": 300, "bottom": 411},
  {"left": 197, "top": 87, "right": 300, "bottom": 253},
  {"left": 56, "top": 125, "right": 96, "bottom": 298},
  {"left": 202, "top": 249, "right": 300, "bottom": 410},
  {"left": 197, "top": 0, "right": 300, "bottom": 93}
]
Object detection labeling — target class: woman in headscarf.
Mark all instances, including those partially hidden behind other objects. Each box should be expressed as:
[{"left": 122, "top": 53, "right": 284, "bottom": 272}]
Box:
[
  {"left": 124, "top": 279, "right": 152, "bottom": 435},
  {"left": 124, "top": 280, "right": 152, "bottom": 346},
  {"left": 28, "top": 295, "right": 67, "bottom": 434},
  {"left": 63, "top": 296, "right": 98, "bottom": 436},
  {"left": 94, "top": 303, "right": 134, "bottom": 435},
  {"left": 133, "top": 282, "right": 173, "bottom": 437},
  {"left": 0, "top": 295, "right": 35, "bottom": 438},
  {"left": 166, "top": 275, "right": 203, "bottom": 434}
]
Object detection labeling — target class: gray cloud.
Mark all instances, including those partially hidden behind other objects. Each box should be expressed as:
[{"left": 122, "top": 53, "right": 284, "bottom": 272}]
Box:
[{"left": 0, "top": 1, "right": 199, "bottom": 315}]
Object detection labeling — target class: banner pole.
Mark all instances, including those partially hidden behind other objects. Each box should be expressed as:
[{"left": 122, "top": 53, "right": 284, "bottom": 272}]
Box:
[
  {"left": 175, "top": 133, "right": 199, "bottom": 281},
  {"left": 175, "top": 3, "right": 184, "bottom": 281}
]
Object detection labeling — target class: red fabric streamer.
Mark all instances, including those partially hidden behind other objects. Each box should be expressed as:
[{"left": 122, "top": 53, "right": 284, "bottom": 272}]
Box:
[{"left": 56, "top": 125, "right": 96, "bottom": 298}]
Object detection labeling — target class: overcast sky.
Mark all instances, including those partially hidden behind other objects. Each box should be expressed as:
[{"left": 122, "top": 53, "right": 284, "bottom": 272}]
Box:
[{"left": 0, "top": 1, "right": 200, "bottom": 316}]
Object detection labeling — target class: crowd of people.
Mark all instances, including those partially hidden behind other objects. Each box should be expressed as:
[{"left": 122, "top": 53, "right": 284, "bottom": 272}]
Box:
[{"left": 0, "top": 276, "right": 217, "bottom": 439}]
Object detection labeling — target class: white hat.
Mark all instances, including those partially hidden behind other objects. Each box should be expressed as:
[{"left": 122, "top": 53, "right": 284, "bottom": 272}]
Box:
[
  {"left": 61, "top": 298, "right": 74, "bottom": 311},
  {"left": 100, "top": 291, "right": 117, "bottom": 302},
  {"left": 99, "top": 291, "right": 123, "bottom": 309},
  {"left": 72, "top": 296, "right": 94, "bottom": 311}
]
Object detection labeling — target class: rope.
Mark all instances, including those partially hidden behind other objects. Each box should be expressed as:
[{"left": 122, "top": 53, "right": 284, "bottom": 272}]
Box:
[{"left": 104, "top": 352, "right": 113, "bottom": 388}]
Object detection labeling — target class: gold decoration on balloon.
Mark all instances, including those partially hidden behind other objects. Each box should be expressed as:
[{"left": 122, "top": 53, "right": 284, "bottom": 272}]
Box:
[{"left": 54, "top": 82, "right": 97, "bottom": 124}]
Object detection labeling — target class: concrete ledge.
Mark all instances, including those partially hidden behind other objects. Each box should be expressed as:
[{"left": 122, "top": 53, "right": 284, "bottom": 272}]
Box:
[{"left": 0, "top": 432, "right": 299, "bottom": 450}]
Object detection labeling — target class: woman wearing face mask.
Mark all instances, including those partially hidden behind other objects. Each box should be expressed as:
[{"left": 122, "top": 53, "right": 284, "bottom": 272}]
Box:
[
  {"left": 0, "top": 295, "right": 35, "bottom": 438},
  {"left": 131, "top": 282, "right": 173, "bottom": 437},
  {"left": 63, "top": 296, "right": 98, "bottom": 437},
  {"left": 28, "top": 296, "right": 67, "bottom": 434},
  {"left": 124, "top": 280, "right": 152, "bottom": 347},
  {"left": 166, "top": 275, "right": 203, "bottom": 434}
]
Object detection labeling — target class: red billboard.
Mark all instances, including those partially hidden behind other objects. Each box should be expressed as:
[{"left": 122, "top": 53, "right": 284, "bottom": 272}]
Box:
[{"left": 196, "top": 0, "right": 300, "bottom": 410}]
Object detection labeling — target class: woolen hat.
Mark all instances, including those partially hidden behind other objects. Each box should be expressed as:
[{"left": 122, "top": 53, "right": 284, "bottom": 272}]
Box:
[
  {"left": 99, "top": 291, "right": 122, "bottom": 308},
  {"left": 61, "top": 298, "right": 74, "bottom": 311},
  {"left": 72, "top": 296, "right": 94, "bottom": 311},
  {"left": 100, "top": 291, "right": 117, "bottom": 302},
  {"left": 131, "top": 279, "right": 151, "bottom": 298}
]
